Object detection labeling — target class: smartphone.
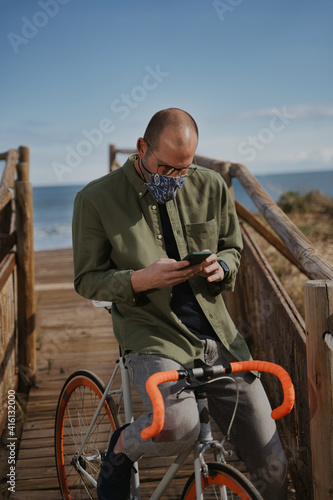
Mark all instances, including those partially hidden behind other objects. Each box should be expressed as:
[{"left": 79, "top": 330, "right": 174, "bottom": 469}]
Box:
[{"left": 182, "top": 251, "right": 212, "bottom": 266}]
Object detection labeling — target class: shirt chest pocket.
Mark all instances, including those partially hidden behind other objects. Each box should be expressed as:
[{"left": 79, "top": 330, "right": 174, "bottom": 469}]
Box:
[{"left": 184, "top": 218, "right": 218, "bottom": 253}]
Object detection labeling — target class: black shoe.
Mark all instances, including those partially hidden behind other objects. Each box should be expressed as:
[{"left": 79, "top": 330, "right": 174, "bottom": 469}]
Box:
[{"left": 97, "top": 424, "right": 133, "bottom": 500}]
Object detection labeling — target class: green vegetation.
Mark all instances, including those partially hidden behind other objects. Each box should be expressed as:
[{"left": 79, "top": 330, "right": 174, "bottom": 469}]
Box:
[
  {"left": 277, "top": 190, "right": 333, "bottom": 243},
  {"left": 277, "top": 189, "right": 333, "bottom": 216}
]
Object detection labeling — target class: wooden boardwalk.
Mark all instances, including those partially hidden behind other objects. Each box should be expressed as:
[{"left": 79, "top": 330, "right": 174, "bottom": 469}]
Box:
[{"left": 11, "top": 248, "right": 294, "bottom": 499}]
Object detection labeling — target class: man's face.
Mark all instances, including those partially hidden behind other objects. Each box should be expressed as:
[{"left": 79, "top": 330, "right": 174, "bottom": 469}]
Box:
[{"left": 142, "top": 126, "right": 198, "bottom": 177}]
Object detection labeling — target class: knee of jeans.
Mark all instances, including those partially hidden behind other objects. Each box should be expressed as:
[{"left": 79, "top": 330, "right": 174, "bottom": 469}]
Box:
[{"left": 157, "top": 404, "right": 200, "bottom": 446}]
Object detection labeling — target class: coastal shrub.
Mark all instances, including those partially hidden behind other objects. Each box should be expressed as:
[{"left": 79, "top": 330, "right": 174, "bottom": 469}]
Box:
[
  {"left": 278, "top": 189, "right": 333, "bottom": 215},
  {"left": 277, "top": 190, "right": 304, "bottom": 213}
]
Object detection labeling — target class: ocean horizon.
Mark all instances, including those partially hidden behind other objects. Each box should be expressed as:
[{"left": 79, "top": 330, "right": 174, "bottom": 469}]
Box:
[{"left": 33, "top": 169, "right": 333, "bottom": 251}]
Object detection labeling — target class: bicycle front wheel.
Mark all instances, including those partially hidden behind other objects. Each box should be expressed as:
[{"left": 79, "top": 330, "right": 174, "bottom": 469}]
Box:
[
  {"left": 55, "top": 370, "right": 121, "bottom": 499},
  {"left": 181, "top": 462, "right": 263, "bottom": 500}
]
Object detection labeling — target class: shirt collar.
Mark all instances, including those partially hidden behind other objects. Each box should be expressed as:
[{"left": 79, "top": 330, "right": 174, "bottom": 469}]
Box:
[{"left": 123, "top": 154, "right": 148, "bottom": 199}]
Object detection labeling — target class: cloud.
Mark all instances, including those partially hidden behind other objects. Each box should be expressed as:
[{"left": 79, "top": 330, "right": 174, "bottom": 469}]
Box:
[
  {"left": 283, "top": 148, "right": 333, "bottom": 165},
  {"left": 236, "top": 105, "right": 333, "bottom": 120}
]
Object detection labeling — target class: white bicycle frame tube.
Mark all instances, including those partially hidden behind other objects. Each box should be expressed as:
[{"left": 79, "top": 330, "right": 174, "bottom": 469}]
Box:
[
  {"left": 119, "top": 356, "right": 135, "bottom": 424},
  {"left": 194, "top": 452, "right": 204, "bottom": 499},
  {"left": 77, "top": 363, "right": 120, "bottom": 458},
  {"left": 119, "top": 356, "right": 141, "bottom": 499},
  {"left": 150, "top": 447, "right": 192, "bottom": 500}
]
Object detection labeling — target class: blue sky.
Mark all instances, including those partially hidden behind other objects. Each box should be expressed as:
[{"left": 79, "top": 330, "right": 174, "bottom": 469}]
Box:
[{"left": 1, "top": 0, "right": 332, "bottom": 186}]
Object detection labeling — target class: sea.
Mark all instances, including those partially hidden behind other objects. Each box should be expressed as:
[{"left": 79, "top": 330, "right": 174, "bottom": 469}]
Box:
[{"left": 33, "top": 170, "right": 333, "bottom": 251}]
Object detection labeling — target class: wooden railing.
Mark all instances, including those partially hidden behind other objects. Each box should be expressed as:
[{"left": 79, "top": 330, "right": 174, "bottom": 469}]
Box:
[
  {"left": 110, "top": 146, "right": 333, "bottom": 500},
  {"left": 0, "top": 146, "right": 35, "bottom": 436}
]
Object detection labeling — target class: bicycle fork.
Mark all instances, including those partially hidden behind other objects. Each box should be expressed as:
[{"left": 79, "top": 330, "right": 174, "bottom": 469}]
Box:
[{"left": 194, "top": 393, "right": 229, "bottom": 500}]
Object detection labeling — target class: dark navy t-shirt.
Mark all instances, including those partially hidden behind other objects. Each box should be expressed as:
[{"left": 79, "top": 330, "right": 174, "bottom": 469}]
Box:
[{"left": 159, "top": 204, "right": 219, "bottom": 341}]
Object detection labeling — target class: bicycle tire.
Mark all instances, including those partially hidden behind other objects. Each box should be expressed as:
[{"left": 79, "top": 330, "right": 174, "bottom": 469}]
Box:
[
  {"left": 181, "top": 462, "right": 263, "bottom": 500},
  {"left": 55, "top": 370, "right": 121, "bottom": 499}
]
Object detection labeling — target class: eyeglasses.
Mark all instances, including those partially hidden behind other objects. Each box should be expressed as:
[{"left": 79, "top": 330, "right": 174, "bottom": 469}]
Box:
[{"left": 145, "top": 141, "right": 197, "bottom": 177}]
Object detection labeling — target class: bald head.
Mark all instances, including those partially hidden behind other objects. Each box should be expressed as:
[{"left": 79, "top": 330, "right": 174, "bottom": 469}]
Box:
[{"left": 143, "top": 108, "right": 199, "bottom": 151}]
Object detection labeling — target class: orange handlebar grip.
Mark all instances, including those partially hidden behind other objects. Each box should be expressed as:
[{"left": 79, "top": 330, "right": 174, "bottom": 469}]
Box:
[
  {"left": 141, "top": 361, "right": 294, "bottom": 440},
  {"left": 230, "top": 360, "right": 295, "bottom": 419},
  {"left": 141, "top": 370, "right": 179, "bottom": 440}
]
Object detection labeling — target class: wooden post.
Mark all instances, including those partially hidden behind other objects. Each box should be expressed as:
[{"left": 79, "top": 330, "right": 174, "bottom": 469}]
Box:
[
  {"left": 16, "top": 146, "right": 36, "bottom": 387},
  {"left": 109, "top": 144, "right": 118, "bottom": 172},
  {"left": 1, "top": 149, "right": 18, "bottom": 187},
  {"left": 305, "top": 280, "right": 333, "bottom": 500}
]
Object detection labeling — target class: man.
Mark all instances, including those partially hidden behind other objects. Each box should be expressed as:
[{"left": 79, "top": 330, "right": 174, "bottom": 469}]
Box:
[{"left": 72, "top": 108, "right": 288, "bottom": 499}]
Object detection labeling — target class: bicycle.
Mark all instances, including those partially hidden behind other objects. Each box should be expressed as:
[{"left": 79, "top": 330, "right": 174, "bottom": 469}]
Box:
[{"left": 55, "top": 302, "right": 295, "bottom": 500}]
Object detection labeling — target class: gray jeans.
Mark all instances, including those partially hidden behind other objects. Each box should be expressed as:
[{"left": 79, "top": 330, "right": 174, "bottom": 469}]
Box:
[{"left": 123, "top": 339, "right": 288, "bottom": 499}]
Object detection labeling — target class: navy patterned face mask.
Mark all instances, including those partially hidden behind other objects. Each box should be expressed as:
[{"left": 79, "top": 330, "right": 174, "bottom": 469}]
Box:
[{"left": 144, "top": 172, "right": 187, "bottom": 204}]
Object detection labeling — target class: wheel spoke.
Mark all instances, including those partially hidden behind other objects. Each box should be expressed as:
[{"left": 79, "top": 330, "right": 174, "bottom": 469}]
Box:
[{"left": 55, "top": 371, "right": 120, "bottom": 499}]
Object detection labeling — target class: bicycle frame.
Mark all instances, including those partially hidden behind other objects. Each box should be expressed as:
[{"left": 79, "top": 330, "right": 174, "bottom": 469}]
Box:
[
  {"left": 68, "top": 356, "right": 231, "bottom": 500},
  {"left": 58, "top": 354, "right": 294, "bottom": 499}
]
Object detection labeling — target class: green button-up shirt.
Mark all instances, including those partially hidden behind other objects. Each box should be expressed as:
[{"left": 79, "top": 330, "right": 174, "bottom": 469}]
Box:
[{"left": 72, "top": 155, "right": 252, "bottom": 368}]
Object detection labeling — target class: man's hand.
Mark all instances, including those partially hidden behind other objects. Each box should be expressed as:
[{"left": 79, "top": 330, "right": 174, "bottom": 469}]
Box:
[
  {"left": 131, "top": 258, "right": 201, "bottom": 294},
  {"left": 197, "top": 252, "right": 224, "bottom": 283},
  {"left": 131, "top": 252, "right": 224, "bottom": 294}
]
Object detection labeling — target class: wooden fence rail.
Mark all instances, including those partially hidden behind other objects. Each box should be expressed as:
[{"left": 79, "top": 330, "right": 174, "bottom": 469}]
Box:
[
  {"left": 0, "top": 146, "right": 35, "bottom": 437},
  {"left": 230, "top": 162, "right": 333, "bottom": 281},
  {"left": 110, "top": 145, "right": 333, "bottom": 499}
]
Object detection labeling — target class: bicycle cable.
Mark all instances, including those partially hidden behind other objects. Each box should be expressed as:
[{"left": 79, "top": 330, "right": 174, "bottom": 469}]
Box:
[
  {"left": 202, "top": 375, "right": 239, "bottom": 439},
  {"left": 177, "top": 375, "right": 240, "bottom": 440}
]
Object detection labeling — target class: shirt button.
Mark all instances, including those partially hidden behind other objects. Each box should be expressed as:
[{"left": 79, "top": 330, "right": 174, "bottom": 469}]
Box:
[
  {"left": 157, "top": 234, "right": 163, "bottom": 240},
  {"left": 139, "top": 191, "right": 143, "bottom": 196},
  {"left": 151, "top": 205, "right": 157, "bottom": 210}
]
